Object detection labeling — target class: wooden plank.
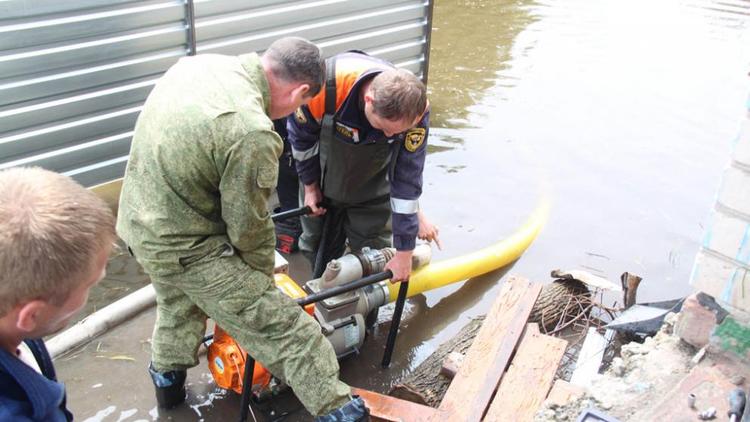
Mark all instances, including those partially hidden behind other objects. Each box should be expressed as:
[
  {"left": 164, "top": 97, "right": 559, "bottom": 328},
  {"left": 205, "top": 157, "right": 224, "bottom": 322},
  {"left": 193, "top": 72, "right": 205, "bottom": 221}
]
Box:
[
  {"left": 390, "top": 318, "right": 483, "bottom": 407},
  {"left": 436, "top": 276, "right": 543, "bottom": 422},
  {"left": 483, "top": 324, "right": 567, "bottom": 422},
  {"left": 352, "top": 387, "right": 442, "bottom": 422}
]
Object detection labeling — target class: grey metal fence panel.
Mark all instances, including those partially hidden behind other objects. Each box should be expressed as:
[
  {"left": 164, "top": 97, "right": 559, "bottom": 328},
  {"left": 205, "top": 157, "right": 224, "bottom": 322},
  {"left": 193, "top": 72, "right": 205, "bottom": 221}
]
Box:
[
  {"left": 0, "top": 2, "right": 186, "bottom": 51},
  {"left": 0, "top": 0, "right": 432, "bottom": 187},
  {"left": 2, "top": 51, "right": 183, "bottom": 105},
  {"left": 0, "top": 0, "right": 187, "bottom": 186},
  {"left": 0, "top": 0, "right": 140, "bottom": 20},
  {"left": 1, "top": 107, "right": 141, "bottom": 160},
  {"left": 3, "top": 77, "right": 156, "bottom": 134},
  {"left": 195, "top": 0, "right": 430, "bottom": 77}
]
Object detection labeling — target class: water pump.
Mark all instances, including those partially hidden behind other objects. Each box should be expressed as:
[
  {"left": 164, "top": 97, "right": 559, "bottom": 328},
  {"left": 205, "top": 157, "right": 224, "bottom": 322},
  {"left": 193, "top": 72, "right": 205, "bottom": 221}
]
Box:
[
  {"left": 305, "top": 244, "right": 431, "bottom": 358},
  {"left": 207, "top": 244, "right": 432, "bottom": 394}
]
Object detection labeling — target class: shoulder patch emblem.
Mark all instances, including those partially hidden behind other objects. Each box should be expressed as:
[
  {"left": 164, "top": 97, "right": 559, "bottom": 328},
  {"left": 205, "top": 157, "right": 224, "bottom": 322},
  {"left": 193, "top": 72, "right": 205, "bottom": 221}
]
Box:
[
  {"left": 294, "top": 108, "right": 307, "bottom": 124},
  {"left": 404, "top": 128, "right": 426, "bottom": 152}
]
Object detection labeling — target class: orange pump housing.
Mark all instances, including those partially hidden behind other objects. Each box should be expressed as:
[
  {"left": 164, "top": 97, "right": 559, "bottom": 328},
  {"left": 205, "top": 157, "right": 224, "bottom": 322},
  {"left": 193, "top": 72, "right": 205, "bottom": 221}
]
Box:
[{"left": 207, "top": 272, "right": 314, "bottom": 394}]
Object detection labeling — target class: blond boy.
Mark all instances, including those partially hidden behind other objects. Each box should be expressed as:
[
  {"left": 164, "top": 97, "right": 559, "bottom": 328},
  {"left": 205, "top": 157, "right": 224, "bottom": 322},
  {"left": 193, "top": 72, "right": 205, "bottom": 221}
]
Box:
[{"left": 0, "top": 167, "right": 115, "bottom": 421}]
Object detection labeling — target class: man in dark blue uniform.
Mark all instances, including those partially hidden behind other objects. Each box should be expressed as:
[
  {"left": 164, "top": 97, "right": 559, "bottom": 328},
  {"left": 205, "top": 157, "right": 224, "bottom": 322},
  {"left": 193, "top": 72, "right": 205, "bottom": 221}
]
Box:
[
  {"left": 287, "top": 51, "right": 439, "bottom": 281},
  {"left": 272, "top": 119, "right": 303, "bottom": 255}
]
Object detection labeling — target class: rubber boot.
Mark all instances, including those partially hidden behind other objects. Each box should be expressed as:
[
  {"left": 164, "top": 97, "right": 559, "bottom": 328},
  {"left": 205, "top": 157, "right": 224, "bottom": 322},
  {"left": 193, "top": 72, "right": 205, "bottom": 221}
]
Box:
[
  {"left": 315, "top": 396, "right": 370, "bottom": 422},
  {"left": 148, "top": 363, "right": 187, "bottom": 409}
]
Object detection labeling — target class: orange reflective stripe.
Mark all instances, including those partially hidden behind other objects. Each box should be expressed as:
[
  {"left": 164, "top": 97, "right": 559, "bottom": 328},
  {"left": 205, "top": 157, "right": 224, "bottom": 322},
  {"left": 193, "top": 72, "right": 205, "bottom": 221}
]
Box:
[{"left": 306, "top": 55, "right": 391, "bottom": 120}]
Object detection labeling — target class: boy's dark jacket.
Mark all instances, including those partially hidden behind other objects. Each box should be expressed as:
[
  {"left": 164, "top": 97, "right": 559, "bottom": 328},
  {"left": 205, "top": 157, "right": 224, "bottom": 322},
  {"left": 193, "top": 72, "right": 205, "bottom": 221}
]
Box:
[{"left": 0, "top": 338, "right": 72, "bottom": 421}]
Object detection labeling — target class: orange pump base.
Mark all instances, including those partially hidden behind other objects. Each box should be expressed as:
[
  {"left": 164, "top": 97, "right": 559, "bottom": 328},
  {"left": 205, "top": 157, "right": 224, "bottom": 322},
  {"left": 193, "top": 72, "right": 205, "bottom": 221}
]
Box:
[{"left": 207, "top": 273, "right": 314, "bottom": 394}]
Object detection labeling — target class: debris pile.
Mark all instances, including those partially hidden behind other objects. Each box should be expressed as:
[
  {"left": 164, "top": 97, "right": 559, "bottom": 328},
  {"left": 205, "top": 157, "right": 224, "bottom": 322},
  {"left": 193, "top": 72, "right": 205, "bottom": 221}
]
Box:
[
  {"left": 388, "top": 268, "right": 750, "bottom": 421},
  {"left": 535, "top": 312, "right": 694, "bottom": 421},
  {"left": 536, "top": 290, "right": 750, "bottom": 421},
  {"left": 390, "top": 269, "right": 623, "bottom": 407}
]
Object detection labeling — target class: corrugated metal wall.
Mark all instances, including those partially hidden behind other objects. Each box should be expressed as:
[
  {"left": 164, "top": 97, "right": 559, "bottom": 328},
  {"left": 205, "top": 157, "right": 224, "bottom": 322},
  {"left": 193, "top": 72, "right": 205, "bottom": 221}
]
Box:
[{"left": 0, "top": 0, "right": 433, "bottom": 187}]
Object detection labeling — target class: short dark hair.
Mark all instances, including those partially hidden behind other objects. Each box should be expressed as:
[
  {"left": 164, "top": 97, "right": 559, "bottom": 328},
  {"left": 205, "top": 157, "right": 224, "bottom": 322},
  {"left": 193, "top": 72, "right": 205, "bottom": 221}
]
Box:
[
  {"left": 370, "top": 68, "right": 427, "bottom": 122},
  {"left": 263, "top": 37, "right": 325, "bottom": 96}
]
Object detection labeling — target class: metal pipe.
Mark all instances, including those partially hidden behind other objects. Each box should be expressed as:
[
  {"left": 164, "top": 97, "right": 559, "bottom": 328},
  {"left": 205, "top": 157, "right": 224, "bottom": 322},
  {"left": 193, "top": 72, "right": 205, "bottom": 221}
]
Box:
[
  {"left": 47, "top": 284, "right": 156, "bottom": 359},
  {"left": 382, "top": 281, "right": 409, "bottom": 368},
  {"left": 238, "top": 353, "right": 255, "bottom": 422},
  {"left": 422, "top": 0, "right": 435, "bottom": 85},
  {"left": 313, "top": 212, "right": 331, "bottom": 279},
  {"left": 297, "top": 271, "right": 393, "bottom": 306},
  {"left": 184, "top": 0, "right": 197, "bottom": 56}
]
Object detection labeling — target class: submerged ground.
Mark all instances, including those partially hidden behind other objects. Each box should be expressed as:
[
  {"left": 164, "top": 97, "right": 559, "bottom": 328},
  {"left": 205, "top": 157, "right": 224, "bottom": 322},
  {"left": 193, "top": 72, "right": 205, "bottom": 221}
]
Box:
[{"left": 60, "top": 0, "right": 750, "bottom": 420}]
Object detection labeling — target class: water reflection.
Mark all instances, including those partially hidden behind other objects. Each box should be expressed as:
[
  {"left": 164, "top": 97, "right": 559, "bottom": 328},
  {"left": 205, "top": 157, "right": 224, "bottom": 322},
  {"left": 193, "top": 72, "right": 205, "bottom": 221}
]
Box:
[
  {"left": 394, "top": 0, "right": 750, "bottom": 387},
  {"left": 428, "top": 0, "right": 539, "bottom": 128},
  {"left": 426, "top": 127, "right": 467, "bottom": 153}
]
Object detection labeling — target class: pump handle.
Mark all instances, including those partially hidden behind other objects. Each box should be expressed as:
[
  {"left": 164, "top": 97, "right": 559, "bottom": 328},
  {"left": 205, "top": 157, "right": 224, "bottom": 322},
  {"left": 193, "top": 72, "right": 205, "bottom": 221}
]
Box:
[
  {"left": 271, "top": 206, "right": 312, "bottom": 222},
  {"left": 296, "top": 271, "right": 393, "bottom": 306}
]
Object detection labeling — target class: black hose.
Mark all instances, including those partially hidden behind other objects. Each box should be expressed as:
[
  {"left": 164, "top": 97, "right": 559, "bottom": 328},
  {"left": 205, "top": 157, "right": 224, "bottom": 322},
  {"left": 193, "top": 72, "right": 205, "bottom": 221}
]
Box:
[{"left": 312, "top": 212, "right": 331, "bottom": 279}]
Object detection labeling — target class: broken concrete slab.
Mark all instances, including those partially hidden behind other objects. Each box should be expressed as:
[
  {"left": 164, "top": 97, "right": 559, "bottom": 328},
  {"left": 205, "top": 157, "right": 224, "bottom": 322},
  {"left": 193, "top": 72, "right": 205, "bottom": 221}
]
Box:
[
  {"left": 638, "top": 365, "right": 738, "bottom": 422},
  {"left": 544, "top": 380, "right": 585, "bottom": 407}
]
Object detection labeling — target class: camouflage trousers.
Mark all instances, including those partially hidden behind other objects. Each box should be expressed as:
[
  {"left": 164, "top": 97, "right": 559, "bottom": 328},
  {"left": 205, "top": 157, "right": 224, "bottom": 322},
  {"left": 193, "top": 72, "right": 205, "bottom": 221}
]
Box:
[{"left": 148, "top": 244, "right": 351, "bottom": 416}]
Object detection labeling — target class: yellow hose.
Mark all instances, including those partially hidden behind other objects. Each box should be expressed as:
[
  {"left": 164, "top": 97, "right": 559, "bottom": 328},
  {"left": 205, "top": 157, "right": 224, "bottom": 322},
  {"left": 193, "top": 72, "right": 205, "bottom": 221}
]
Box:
[{"left": 387, "top": 200, "right": 550, "bottom": 302}]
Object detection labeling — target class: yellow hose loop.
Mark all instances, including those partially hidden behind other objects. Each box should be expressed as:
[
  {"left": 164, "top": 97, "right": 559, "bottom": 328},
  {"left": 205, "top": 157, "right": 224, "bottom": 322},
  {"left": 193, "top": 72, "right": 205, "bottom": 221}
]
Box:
[{"left": 387, "top": 200, "right": 550, "bottom": 302}]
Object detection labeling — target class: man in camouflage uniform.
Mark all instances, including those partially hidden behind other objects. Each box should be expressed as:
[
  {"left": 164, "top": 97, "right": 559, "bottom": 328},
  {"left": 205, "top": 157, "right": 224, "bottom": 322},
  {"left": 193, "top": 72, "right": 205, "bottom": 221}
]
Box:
[{"left": 116, "top": 37, "right": 367, "bottom": 421}]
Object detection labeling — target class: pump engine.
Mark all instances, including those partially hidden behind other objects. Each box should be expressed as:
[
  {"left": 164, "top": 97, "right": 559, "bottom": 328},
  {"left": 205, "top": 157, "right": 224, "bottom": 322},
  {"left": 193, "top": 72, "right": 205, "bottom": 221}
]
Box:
[{"left": 207, "top": 244, "right": 431, "bottom": 394}]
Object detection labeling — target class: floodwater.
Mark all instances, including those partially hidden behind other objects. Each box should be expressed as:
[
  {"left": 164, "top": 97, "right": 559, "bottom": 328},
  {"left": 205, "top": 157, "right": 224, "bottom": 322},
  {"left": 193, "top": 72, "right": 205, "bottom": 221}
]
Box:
[{"left": 58, "top": 0, "right": 750, "bottom": 420}]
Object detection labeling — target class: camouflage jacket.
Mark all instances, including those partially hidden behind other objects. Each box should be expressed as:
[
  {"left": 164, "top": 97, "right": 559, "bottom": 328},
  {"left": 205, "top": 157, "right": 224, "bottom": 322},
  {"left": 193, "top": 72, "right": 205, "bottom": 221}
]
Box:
[{"left": 116, "top": 53, "right": 281, "bottom": 277}]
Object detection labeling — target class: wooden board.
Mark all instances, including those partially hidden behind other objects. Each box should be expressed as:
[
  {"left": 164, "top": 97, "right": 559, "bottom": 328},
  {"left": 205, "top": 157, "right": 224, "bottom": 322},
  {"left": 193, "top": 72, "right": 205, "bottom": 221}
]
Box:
[
  {"left": 483, "top": 324, "right": 567, "bottom": 422},
  {"left": 436, "top": 276, "right": 543, "bottom": 422},
  {"left": 390, "top": 317, "right": 484, "bottom": 407},
  {"left": 353, "top": 387, "right": 442, "bottom": 421}
]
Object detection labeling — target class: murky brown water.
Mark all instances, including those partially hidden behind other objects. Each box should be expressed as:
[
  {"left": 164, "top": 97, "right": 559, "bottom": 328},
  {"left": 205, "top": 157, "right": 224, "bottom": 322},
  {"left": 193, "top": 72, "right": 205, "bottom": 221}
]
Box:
[{"left": 61, "top": 0, "right": 750, "bottom": 419}]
